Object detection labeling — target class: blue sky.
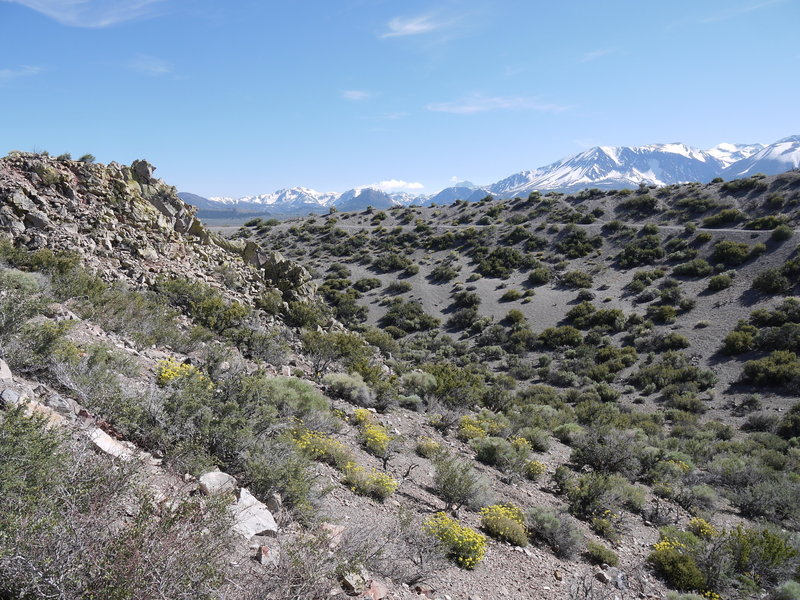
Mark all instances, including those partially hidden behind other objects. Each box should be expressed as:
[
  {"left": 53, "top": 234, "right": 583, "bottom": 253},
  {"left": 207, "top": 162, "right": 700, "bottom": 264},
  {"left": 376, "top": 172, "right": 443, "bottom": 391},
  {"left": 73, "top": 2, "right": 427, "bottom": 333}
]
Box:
[{"left": 1, "top": 0, "right": 798, "bottom": 197}]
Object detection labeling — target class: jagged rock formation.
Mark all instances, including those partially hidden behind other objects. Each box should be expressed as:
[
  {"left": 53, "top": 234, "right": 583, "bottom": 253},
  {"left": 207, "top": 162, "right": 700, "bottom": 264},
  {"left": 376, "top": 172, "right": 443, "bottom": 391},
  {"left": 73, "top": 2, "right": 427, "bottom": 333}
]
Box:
[{"left": 0, "top": 152, "right": 314, "bottom": 305}]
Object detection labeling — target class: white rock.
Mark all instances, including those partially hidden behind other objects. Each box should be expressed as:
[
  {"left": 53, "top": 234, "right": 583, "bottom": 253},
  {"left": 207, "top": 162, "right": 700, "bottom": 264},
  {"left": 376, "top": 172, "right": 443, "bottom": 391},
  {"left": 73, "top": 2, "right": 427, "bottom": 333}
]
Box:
[
  {"left": 229, "top": 488, "right": 278, "bottom": 539},
  {"left": 0, "top": 359, "right": 12, "bottom": 382},
  {"left": 198, "top": 470, "right": 237, "bottom": 496},
  {"left": 87, "top": 428, "right": 134, "bottom": 461}
]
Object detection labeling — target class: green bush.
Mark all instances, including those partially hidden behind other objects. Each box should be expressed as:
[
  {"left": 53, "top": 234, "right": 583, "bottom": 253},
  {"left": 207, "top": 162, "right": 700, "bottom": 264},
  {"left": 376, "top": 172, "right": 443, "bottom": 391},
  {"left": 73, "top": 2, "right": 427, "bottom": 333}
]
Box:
[
  {"left": 702, "top": 208, "right": 747, "bottom": 227},
  {"left": 432, "top": 453, "right": 490, "bottom": 513},
  {"left": 771, "top": 225, "right": 794, "bottom": 242},
  {"left": 647, "top": 537, "right": 706, "bottom": 592},
  {"left": 585, "top": 541, "right": 619, "bottom": 566},
  {"left": 711, "top": 240, "right": 752, "bottom": 266},
  {"left": 753, "top": 268, "right": 792, "bottom": 295},
  {"left": 525, "top": 507, "right": 583, "bottom": 558},
  {"left": 500, "top": 289, "right": 523, "bottom": 302},
  {"left": 770, "top": 581, "right": 800, "bottom": 600},
  {"left": 539, "top": 325, "right": 582, "bottom": 348},
  {"left": 707, "top": 273, "right": 732, "bottom": 291},
  {"left": 673, "top": 258, "right": 713, "bottom": 277},
  {"left": 742, "top": 350, "right": 800, "bottom": 387},
  {"left": 480, "top": 504, "right": 528, "bottom": 547},
  {"left": 562, "top": 270, "right": 593, "bottom": 289},
  {"left": 353, "top": 277, "right": 382, "bottom": 292},
  {"left": 617, "top": 235, "right": 665, "bottom": 267},
  {"left": 527, "top": 266, "right": 552, "bottom": 286}
]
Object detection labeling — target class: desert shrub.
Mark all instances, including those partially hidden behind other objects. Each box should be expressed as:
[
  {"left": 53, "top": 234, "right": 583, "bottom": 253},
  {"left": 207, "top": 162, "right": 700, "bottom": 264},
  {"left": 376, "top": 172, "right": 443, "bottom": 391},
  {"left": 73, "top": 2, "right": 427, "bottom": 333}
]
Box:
[
  {"left": 155, "top": 277, "right": 250, "bottom": 333},
  {"left": 430, "top": 264, "right": 459, "bottom": 282},
  {"left": 372, "top": 252, "right": 412, "bottom": 272},
  {"left": 742, "top": 351, "right": 800, "bottom": 387},
  {"left": 353, "top": 277, "right": 382, "bottom": 292},
  {"left": 477, "top": 247, "right": 523, "bottom": 278},
  {"left": 0, "top": 406, "right": 234, "bottom": 600},
  {"left": 432, "top": 453, "right": 490, "bottom": 513},
  {"left": 707, "top": 273, "right": 732, "bottom": 291},
  {"left": 722, "top": 329, "right": 754, "bottom": 354},
  {"left": 726, "top": 525, "right": 798, "bottom": 588},
  {"left": 322, "top": 372, "right": 374, "bottom": 406},
  {"left": 673, "top": 259, "right": 713, "bottom": 278},
  {"left": 386, "top": 280, "right": 413, "bottom": 294},
  {"left": 567, "top": 472, "right": 643, "bottom": 521},
  {"left": 480, "top": 504, "right": 528, "bottom": 546},
  {"left": 243, "top": 436, "right": 316, "bottom": 517},
  {"left": 523, "top": 459, "right": 547, "bottom": 481},
  {"left": 631, "top": 352, "right": 716, "bottom": 393},
  {"left": 586, "top": 541, "right": 619, "bottom": 566},
  {"left": 341, "top": 463, "right": 399, "bottom": 500},
  {"left": 353, "top": 408, "right": 393, "bottom": 457},
  {"left": 618, "top": 195, "right": 658, "bottom": 217},
  {"left": 525, "top": 507, "right": 583, "bottom": 558},
  {"left": 452, "top": 290, "right": 481, "bottom": 308},
  {"left": 423, "top": 512, "right": 486, "bottom": 569},
  {"left": 648, "top": 537, "right": 706, "bottom": 592},
  {"left": 617, "top": 235, "right": 665, "bottom": 268},
  {"left": 772, "top": 225, "right": 794, "bottom": 242},
  {"left": 753, "top": 268, "right": 792, "bottom": 295},
  {"left": 415, "top": 436, "right": 443, "bottom": 458},
  {"left": 555, "top": 225, "right": 603, "bottom": 258},
  {"left": 446, "top": 308, "right": 479, "bottom": 330},
  {"left": 527, "top": 266, "right": 552, "bottom": 286},
  {"left": 646, "top": 304, "right": 678, "bottom": 324},
  {"left": 285, "top": 300, "right": 328, "bottom": 328},
  {"left": 500, "top": 289, "right": 522, "bottom": 302},
  {"left": 381, "top": 299, "right": 440, "bottom": 334},
  {"left": 515, "top": 426, "right": 550, "bottom": 452},
  {"left": 777, "top": 402, "right": 800, "bottom": 439},
  {"left": 562, "top": 270, "right": 593, "bottom": 289},
  {"left": 571, "top": 428, "right": 642, "bottom": 477},
  {"left": 302, "top": 329, "right": 371, "bottom": 378},
  {"left": 770, "top": 581, "right": 800, "bottom": 600},
  {"left": 293, "top": 429, "right": 353, "bottom": 470},
  {"left": 470, "top": 436, "right": 529, "bottom": 473},
  {"left": 539, "top": 325, "right": 582, "bottom": 348},
  {"left": 702, "top": 208, "right": 747, "bottom": 227},
  {"left": 711, "top": 240, "right": 752, "bottom": 266}
]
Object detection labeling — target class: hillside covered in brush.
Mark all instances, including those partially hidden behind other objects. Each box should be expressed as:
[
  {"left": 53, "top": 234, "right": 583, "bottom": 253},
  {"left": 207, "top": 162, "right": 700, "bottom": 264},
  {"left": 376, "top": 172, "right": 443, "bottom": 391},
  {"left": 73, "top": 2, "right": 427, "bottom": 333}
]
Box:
[{"left": 1, "top": 153, "right": 800, "bottom": 600}]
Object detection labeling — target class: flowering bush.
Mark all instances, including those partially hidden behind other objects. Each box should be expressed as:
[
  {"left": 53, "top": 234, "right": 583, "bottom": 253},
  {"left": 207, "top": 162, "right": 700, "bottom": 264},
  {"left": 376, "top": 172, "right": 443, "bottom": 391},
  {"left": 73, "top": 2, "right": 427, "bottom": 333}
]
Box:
[
  {"left": 155, "top": 357, "right": 206, "bottom": 386},
  {"left": 524, "top": 459, "right": 547, "bottom": 481},
  {"left": 480, "top": 504, "right": 528, "bottom": 547},
  {"left": 423, "top": 512, "right": 486, "bottom": 569},
  {"left": 353, "top": 408, "right": 393, "bottom": 456},
  {"left": 341, "top": 462, "right": 398, "bottom": 500}
]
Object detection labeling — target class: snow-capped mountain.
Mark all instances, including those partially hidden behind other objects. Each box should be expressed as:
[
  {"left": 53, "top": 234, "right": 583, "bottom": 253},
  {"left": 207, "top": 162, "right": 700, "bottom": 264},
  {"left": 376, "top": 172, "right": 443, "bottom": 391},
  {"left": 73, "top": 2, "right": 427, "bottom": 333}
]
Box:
[
  {"left": 489, "top": 143, "right": 725, "bottom": 196},
  {"left": 706, "top": 143, "right": 764, "bottom": 168},
  {"left": 722, "top": 135, "right": 800, "bottom": 178},
  {"left": 209, "top": 187, "right": 338, "bottom": 209},
  {"left": 180, "top": 135, "right": 800, "bottom": 217}
]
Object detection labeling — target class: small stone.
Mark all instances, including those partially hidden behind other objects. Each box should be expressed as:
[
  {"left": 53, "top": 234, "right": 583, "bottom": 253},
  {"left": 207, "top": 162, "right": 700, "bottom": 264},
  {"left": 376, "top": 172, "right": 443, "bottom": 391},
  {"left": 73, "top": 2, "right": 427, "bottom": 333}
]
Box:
[
  {"left": 554, "top": 570, "right": 562, "bottom": 581},
  {"left": 87, "top": 427, "right": 134, "bottom": 461},
  {"left": 229, "top": 488, "right": 278, "bottom": 538},
  {"left": 596, "top": 571, "right": 612, "bottom": 584},
  {"left": 256, "top": 545, "right": 279, "bottom": 567}
]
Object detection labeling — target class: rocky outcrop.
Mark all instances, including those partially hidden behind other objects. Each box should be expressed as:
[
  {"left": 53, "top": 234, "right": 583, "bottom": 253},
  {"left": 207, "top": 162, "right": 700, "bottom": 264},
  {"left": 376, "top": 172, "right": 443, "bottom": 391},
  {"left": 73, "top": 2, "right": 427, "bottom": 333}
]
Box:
[{"left": 0, "top": 152, "right": 316, "bottom": 307}]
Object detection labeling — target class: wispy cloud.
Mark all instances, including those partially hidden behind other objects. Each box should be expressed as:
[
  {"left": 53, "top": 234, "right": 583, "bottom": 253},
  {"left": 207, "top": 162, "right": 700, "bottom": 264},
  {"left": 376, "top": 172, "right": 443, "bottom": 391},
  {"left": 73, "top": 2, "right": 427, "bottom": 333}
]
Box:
[
  {"left": 381, "top": 14, "right": 442, "bottom": 38},
  {"left": 700, "top": 0, "right": 785, "bottom": 23},
  {"left": 580, "top": 48, "right": 616, "bottom": 63},
  {"left": 374, "top": 179, "right": 424, "bottom": 191},
  {"left": 128, "top": 53, "right": 171, "bottom": 75},
  {"left": 341, "top": 89, "right": 371, "bottom": 101},
  {"left": 0, "top": 65, "right": 43, "bottom": 83},
  {"left": 426, "top": 94, "right": 567, "bottom": 115},
  {"left": 1, "top": 0, "right": 168, "bottom": 28}
]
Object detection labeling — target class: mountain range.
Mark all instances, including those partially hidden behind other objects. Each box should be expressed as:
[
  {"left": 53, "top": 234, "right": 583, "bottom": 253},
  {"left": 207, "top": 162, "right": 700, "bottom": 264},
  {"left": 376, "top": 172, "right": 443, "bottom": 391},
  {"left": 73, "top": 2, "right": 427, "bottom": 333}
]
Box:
[{"left": 180, "top": 135, "right": 800, "bottom": 217}]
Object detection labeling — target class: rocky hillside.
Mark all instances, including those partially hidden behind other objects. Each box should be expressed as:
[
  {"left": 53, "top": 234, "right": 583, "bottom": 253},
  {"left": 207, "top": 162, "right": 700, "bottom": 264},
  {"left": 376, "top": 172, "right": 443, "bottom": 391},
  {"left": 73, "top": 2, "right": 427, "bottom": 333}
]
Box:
[{"left": 2, "top": 154, "right": 800, "bottom": 600}]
